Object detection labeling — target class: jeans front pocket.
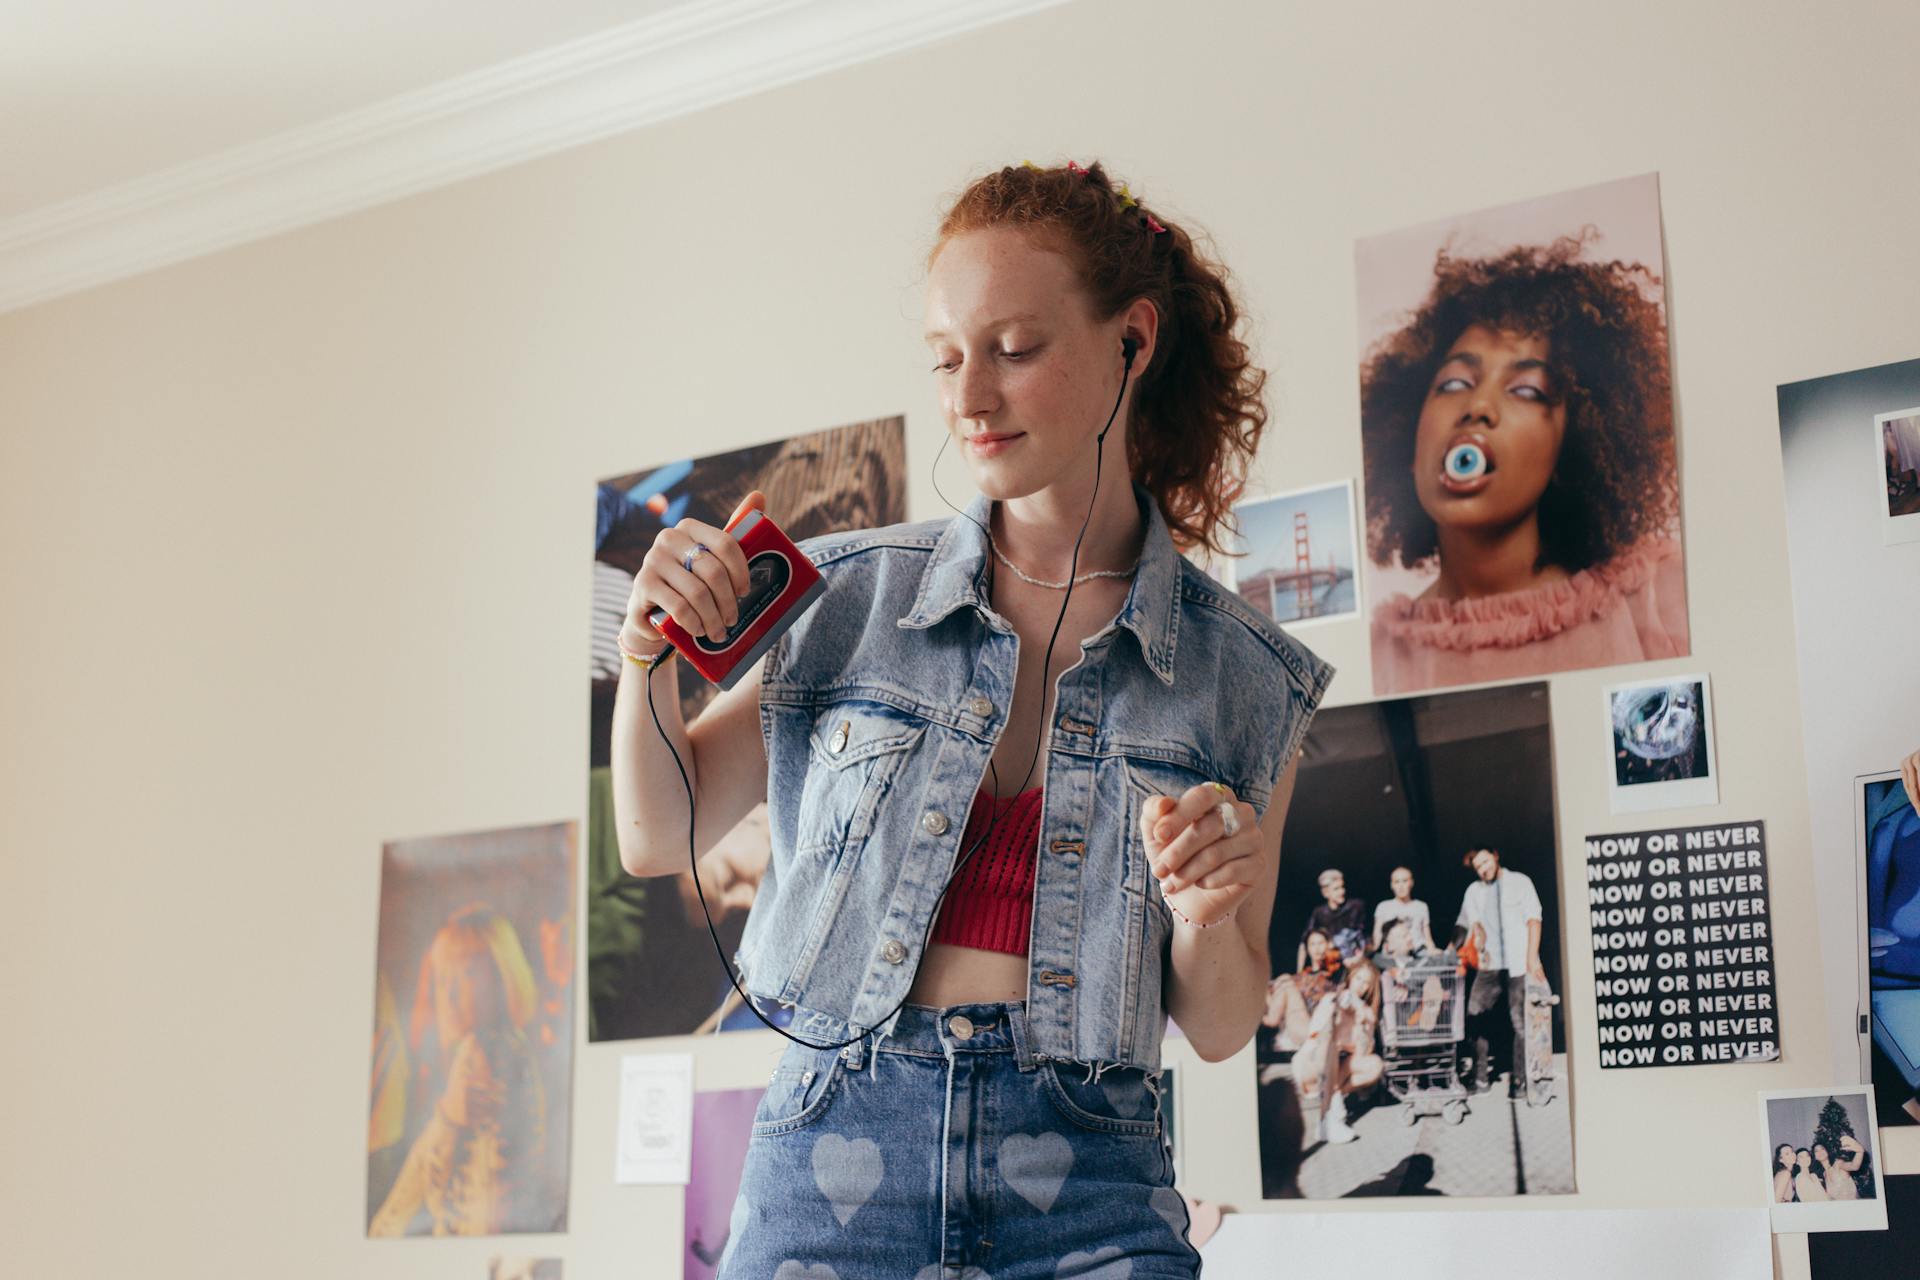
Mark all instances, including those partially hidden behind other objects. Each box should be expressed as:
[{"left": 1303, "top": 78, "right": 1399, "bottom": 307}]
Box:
[
  {"left": 751, "top": 1042, "right": 849, "bottom": 1137},
  {"left": 1038, "top": 1061, "right": 1164, "bottom": 1138}
]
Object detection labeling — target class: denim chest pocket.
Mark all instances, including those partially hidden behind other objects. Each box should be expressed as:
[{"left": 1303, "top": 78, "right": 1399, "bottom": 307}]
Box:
[
  {"left": 751, "top": 1044, "right": 847, "bottom": 1137},
  {"left": 1039, "top": 1062, "right": 1164, "bottom": 1138},
  {"left": 1121, "top": 755, "right": 1221, "bottom": 902},
  {"left": 795, "top": 702, "right": 929, "bottom": 860}
]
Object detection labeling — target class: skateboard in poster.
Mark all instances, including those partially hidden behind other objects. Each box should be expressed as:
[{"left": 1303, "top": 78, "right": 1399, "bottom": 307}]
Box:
[{"left": 1524, "top": 975, "right": 1559, "bottom": 1107}]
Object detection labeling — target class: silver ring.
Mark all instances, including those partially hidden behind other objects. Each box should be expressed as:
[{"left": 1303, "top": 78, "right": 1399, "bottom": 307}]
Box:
[
  {"left": 1214, "top": 800, "right": 1240, "bottom": 838},
  {"left": 682, "top": 543, "right": 710, "bottom": 574}
]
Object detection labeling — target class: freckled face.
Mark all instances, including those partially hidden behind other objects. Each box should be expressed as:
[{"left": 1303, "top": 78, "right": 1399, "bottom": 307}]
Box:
[
  {"left": 923, "top": 227, "right": 1120, "bottom": 500},
  {"left": 1412, "top": 324, "right": 1567, "bottom": 534}
]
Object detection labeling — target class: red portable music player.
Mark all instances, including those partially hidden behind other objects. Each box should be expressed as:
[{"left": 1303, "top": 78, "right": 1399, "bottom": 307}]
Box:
[{"left": 646, "top": 509, "right": 826, "bottom": 690}]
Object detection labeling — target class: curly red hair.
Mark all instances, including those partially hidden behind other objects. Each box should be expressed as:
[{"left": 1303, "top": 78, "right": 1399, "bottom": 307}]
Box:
[
  {"left": 1360, "top": 232, "right": 1677, "bottom": 574},
  {"left": 926, "top": 160, "right": 1268, "bottom": 557}
]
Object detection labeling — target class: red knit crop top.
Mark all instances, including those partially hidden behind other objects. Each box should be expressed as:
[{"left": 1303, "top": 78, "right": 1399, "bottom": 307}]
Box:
[{"left": 928, "top": 786, "right": 1044, "bottom": 955}]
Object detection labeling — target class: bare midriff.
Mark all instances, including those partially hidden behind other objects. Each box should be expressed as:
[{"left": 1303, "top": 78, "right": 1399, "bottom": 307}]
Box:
[{"left": 906, "top": 941, "right": 1029, "bottom": 1006}]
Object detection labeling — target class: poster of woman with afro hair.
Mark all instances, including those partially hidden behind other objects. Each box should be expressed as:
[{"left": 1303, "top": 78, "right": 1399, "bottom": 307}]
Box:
[{"left": 1354, "top": 173, "right": 1690, "bottom": 697}]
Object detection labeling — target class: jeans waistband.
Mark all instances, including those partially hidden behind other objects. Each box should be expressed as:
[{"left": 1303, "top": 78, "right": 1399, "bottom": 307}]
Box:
[
  {"left": 879, "top": 1000, "right": 1029, "bottom": 1058},
  {"left": 784, "top": 999, "right": 1037, "bottom": 1071}
]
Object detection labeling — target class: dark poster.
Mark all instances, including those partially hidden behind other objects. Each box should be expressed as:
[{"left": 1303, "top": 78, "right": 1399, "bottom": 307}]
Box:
[{"left": 1587, "top": 819, "right": 1780, "bottom": 1068}]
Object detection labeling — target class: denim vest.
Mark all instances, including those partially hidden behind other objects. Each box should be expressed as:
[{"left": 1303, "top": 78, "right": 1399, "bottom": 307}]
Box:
[{"left": 740, "top": 481, "right": 1335, "bottom": 1072}]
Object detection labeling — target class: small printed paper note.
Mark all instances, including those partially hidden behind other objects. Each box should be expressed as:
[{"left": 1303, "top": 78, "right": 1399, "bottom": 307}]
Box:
[{"left": 616, "top": 1052, "right": 694, "bottom": 1185}]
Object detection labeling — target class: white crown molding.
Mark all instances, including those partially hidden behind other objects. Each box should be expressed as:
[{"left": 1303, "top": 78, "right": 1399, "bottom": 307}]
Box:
[{"left": 0, "top": 0, "right": 1067, "bottom": 316}]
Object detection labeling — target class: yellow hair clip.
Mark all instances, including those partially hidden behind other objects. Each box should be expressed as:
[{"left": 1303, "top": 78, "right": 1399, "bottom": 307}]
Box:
[{"left": 1115, "top": 182, "right": 1138, "bottom": 210}]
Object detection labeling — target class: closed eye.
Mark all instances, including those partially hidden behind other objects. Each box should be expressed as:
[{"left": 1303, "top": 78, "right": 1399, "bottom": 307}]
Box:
[{"left": 930, "top": 349, "right": 1032, "bottom": 373}]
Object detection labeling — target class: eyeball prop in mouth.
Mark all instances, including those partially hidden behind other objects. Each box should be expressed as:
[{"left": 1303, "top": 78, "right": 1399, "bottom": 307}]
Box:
[{"left": 1443, "top": 441, "right": 1489, "bottom": 483}]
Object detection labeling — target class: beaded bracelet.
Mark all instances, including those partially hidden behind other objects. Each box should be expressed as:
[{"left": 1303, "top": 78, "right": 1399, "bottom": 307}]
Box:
[
  {"left": 1163, "top": 893, "right": 1238, "bottom": 931},
  {"left": 620, "top": 643, "right": 675, "bottom": 671}
]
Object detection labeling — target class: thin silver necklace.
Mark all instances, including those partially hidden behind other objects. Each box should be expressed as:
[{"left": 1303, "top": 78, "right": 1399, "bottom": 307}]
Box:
[{"left": 988, "top": 537, "right": 1140, "bottom": 590}]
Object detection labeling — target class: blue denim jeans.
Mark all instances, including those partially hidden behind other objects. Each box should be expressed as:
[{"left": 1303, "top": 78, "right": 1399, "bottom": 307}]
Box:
[{"left": 715, "top": 1000, "right": 1202, "bottom": 1279}]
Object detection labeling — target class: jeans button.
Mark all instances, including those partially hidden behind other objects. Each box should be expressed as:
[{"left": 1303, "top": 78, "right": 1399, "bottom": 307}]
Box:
[
  {"left": 968, "top": 696, "right": 993, "bottom": 718},
  {"left": 882, "top": 939, "right": 907, "bottom": 964},
  {"left": 949, "top": 1015, "right": 975, "bottom": 1040},
  {"left": 923, "top": 810, "right": 949, "bottom": 836}
]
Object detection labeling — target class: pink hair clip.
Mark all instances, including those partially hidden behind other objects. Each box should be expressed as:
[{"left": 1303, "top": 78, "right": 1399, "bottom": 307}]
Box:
[
  {"left": 1066, "top": 160, "right": 1089, "bottom": 177},
  {"left": 1145, "top": 214, "right": 1167, "bottom": 235}
]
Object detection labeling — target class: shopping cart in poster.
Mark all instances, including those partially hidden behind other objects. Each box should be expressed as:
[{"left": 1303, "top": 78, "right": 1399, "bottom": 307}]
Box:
[{"left": 1379, "top": 950, "right": 1472, "bottom": 1125}]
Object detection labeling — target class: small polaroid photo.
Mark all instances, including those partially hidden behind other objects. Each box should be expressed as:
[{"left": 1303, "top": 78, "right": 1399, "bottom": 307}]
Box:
[
  {"left": 1604, "top": 673, "right": 1719, "bottom": 815},
  {"left": 1874, "top": 406, "right": 1920, "bottom": 545},
  {"left": 1759, "top": 1086, "right": 1888, "bottom": 1233},
  {"left": 1224, "top": 479, "right": 1360, "bottom": 628}
]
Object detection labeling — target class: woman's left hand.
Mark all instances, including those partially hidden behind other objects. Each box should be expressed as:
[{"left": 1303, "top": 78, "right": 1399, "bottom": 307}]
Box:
[{"left": 1141, "top": 782, "right": 1261, "bottom": 929}]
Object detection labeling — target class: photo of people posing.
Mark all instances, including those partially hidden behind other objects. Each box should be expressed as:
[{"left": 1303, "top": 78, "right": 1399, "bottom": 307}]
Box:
[
  {"left": 1355, "top": 173, "right": 1690, "bottom": 696},
  {"left": 587, "top": 417, "right": 906, "bottom": 1041},
  {"left": 1760, "top": 1087, "right": 1887, "bottom": 1233},
  {"left": 1255, "top": 682, "right": 1573, "bottom": 1198}
]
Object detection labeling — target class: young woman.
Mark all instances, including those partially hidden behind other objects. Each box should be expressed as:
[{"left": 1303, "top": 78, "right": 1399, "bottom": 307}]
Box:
[
  {"left": 1793, "top": 1148, "right": 1832, "bottom": 1203},
  {"left": 1772, "top": 1143, "right": 1797, "bottom": 1203},
  {"left": 1819, "top": 1135, "right": 1868, "bottom": 1201},
  {"left": 1360, "top": 235, "right": 1688, "bottom": 695},
  {"left": 368, "top": 905, "right": 547, "bottom": 1237},
  {"left": 1293, "top": 960, "right": 1384, "bottom": 1145},
  {"left": 610, "top": 159, "right": 1334, "bottom": 1279},
  {"left": 1263, "top": 928, "right": 1344, "bottom": 1053}
]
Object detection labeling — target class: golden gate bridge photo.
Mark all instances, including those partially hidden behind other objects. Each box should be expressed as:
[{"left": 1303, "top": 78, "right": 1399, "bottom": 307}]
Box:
[{"left": 1230, "top": 484, "right": 1358, "bottom": 625}]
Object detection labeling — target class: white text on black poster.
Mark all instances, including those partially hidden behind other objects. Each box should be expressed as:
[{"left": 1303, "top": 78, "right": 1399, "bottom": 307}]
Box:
[{"left": 1586, "top": 820, "right": 1780, "bottom": 1068}]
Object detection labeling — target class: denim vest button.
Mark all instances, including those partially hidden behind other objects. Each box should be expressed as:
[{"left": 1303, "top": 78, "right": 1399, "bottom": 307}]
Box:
[
  {"left": 948, "top": 1014, "right": 975, "bottom": 1040},
  {"left": 882, "top": 939, "right": 907, "bottom": 964},
  {"left": 968, "top": 695, "right": 994, "bottom": 717},
  {"left": 922, "top": 810, "right": 949, "bottom": 835},
  {"left": 828, "top": 721, "right": 850, "bottom": 753}
]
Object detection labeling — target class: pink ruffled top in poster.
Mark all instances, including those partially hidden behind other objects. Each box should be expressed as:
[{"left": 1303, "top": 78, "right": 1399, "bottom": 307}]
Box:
[{"left": 1369, "top": 535, "right": 1690, "bottom": 696}]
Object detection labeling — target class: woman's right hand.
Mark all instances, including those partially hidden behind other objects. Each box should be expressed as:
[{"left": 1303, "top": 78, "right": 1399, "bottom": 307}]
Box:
[{"left": 619, "top": 490, "right": 767, "bottom": 660}]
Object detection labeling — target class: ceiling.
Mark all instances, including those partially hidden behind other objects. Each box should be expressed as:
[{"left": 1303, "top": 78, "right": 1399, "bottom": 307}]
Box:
[
  {"left": 0, "top": 0, "right": 696, "bottom": 222},
  {"left": 0, "top": 0, "right": 1064, "bottom": 312}
]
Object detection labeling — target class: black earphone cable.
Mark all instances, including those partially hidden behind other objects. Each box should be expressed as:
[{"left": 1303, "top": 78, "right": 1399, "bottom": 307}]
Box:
[{"left": 645, "top": 336, "right": 1139, "bottom": 1052}]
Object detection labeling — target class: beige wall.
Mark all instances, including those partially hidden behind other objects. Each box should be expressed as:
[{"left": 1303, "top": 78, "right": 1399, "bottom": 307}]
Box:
[{"left": 4, "top": 2, "right": 1916, "bottom": 1276}]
